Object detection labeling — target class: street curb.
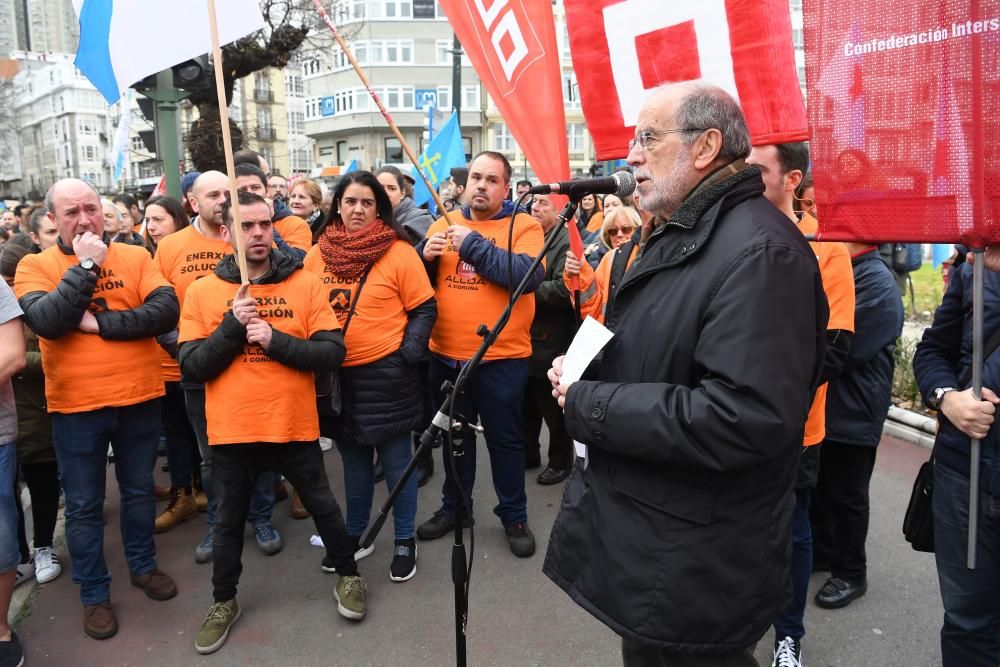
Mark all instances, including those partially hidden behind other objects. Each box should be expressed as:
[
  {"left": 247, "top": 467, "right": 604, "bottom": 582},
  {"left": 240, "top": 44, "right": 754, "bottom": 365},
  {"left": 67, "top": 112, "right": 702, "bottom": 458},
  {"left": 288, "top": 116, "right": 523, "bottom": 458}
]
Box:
[{"left": 883, "top": 405, "right": 937, "bottom": 450}]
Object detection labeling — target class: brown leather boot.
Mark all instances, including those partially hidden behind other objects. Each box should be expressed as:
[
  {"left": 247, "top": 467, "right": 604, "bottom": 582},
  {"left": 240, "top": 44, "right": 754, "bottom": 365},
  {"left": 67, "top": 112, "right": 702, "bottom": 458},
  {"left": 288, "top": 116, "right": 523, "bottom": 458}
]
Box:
[
  {"left": 154, "top": 487, "right": 198, "bottom": 533},
  {"left": 154, "top": 484, "right": 171, "bottom": 501},
  {"left": 84, "top": 600, "right": 118, "bottom": 639},
  {"left": 274, "top": 478, "right": 289, "bottom": 502},
  {"left": 130, "top": 567, "right": 178, "bottom": 601},
  {"left": 289, "top": 489, "right": 310, "bottom": 519},
  {"left": 193, "top": 481, "right": 208, "bottom": 513}
]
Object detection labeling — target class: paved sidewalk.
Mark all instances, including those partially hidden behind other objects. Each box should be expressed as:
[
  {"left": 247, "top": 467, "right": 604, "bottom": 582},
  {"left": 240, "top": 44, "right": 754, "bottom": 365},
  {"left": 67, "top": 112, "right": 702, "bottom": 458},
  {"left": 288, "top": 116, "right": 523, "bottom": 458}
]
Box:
[{"left": 12, "top": 434, "right": 941, "bottom": 666}]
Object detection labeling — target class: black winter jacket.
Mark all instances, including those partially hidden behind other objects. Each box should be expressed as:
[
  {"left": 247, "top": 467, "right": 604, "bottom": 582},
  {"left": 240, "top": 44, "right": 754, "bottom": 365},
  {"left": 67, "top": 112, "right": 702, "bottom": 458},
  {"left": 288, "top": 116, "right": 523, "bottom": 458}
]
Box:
[
  {"left": 825, "top": 250, "right": 903, "bottom": 447},
  {"left": 543, "top": 164, "right": 829, "bottom": 653},
  {"left": 18, "top": 236, "right": 178, "bottom": 342},
  {"left": 529, "top": 224, "right": 574, "bottom": 377},
  {"left": 178, "top": 251, "right": 345, "bottom": 383},
  {"left": 914, "top": 262, "right": 1000, "bottom": 495},
  {"left": 330, "top": 296, "right": 437, "bottom": 447}
]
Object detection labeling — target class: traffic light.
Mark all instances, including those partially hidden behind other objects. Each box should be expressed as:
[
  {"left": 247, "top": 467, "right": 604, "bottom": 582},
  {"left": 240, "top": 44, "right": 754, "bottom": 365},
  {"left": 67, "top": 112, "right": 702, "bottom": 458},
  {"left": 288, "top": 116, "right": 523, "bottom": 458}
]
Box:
[{"left": 131, "top": 55, "right": 213, "bottom": 95}]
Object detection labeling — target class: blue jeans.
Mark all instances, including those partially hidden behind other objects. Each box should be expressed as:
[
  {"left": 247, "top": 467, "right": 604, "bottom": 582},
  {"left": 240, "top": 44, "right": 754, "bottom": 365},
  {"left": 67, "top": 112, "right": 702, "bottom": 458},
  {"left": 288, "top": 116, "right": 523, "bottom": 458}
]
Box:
[
  {"left": 774, "top": 488, "right": 812, "bottom": 643},
  {"left": 183, "top": 387, "right": 275, "bottom": 528},
  {"left": 162, "top": 382, "right": 199, "bottom": 489},
  {"left": 0, "top": 443, "right": 20, "bottom": 573},
  {"left": 52, "top": 400, "right": 160, "bottom": 605},
  {"left": 337, "top": 431, "right": 417, "bottom": 540},
  {"left": 429, "top": 357, "right": 529, "bottom": 525},
  {"left": 934, "top": 462, "right": 1000, "bottom": 666}
]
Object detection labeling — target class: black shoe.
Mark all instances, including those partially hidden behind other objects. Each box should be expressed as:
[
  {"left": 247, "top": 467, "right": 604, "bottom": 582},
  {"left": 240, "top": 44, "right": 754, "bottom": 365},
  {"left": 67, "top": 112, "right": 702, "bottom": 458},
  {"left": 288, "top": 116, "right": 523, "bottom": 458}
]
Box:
[
  {"left": 815, "top": 576, "right": 867, "bottom": 609},
  {"left": 537, "top": 466, "right": 570, "bottom": 485},
  {"left": 524, "top": 453, "right": 541, "bottom": 470},
  {"left": 0, "top": 631, "right": 23, "bottom": 667},
  {"left": 417, "top": 456, "right": 434, "bottom": 488},
  {"left": 416, "top": 509, "right": 474, "bottom": 541},
  {"left": 505, "top": 521, "right": 535, "bottom": 557},
  {"left": 389, "top": 538, "right": 417, "bottom": 582}
]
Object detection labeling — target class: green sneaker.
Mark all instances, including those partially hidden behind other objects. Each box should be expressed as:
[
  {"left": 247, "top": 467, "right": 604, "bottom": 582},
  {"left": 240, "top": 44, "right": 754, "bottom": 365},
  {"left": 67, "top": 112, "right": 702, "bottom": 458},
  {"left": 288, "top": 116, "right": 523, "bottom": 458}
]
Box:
[
  {"left": 195, "top": 598, "right": 241, "bottom": 654},
  {"left": 334, "top": 575, "right": 367, "bottom": 620}
]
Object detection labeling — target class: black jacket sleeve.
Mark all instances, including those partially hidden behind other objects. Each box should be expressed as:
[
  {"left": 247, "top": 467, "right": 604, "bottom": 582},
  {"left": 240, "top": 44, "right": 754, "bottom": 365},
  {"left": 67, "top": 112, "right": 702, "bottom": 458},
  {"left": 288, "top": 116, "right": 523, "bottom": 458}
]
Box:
[
  {"left": 265, "top": 328, "right": 346, "bottom": 373},
  {"left": 177, "top": 312, "right": 248, "bottom": 382},
  {"left": 94, "top": 286, "right": 179, "bottom": 341},
  {"left": 819, "top": 329, "right": 853, "bottom": 384},
  {"left": 399, "top": 298, "right": 437, "bottom": 364},
  {"left": 17, "top": 265, "right": 96, "bottom": 339},
  {"left": 414, "top": 239, "right": 439, "bottom": 285}
]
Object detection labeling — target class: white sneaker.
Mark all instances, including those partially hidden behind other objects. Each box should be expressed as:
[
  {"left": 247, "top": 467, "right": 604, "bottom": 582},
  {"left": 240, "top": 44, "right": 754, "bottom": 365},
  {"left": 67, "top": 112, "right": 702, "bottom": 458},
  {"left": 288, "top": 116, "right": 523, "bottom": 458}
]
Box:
[
  {"left": 33, "top": 547, "right": 61, "bottom": 584},
  {"left": 14, "top": 561, "right": 34, "bottom": 587},
  {"left": 319, "top": 437, "right": 334, "bottom": 452},
  {"left": 772, "top": 636, "right": 802, "bottom": 667}
]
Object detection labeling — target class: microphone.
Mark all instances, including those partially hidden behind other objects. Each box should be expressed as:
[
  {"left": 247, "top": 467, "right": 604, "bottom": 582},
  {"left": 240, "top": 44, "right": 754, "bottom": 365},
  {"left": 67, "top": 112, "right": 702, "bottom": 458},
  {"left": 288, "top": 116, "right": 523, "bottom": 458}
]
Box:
[{"left": 528, "top": 171, "right": 636, "bottom": 199}]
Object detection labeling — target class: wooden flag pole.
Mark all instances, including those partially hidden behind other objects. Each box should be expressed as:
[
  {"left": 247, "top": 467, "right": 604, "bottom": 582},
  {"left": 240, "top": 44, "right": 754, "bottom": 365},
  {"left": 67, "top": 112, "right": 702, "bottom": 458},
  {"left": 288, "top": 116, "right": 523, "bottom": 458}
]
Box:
[
  {"left": 207, "top": 0, "right": 250, "bottom": 285},
  {"left": 311, "top": 0, "right": 459, "bottom": 227}
]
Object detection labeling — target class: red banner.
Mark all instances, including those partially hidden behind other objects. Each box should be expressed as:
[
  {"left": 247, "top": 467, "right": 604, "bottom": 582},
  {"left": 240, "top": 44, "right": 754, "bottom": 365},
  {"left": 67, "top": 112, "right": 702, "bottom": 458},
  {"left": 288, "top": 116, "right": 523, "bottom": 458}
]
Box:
[
  {"left": 564, "top": 0, "right": 808, "bottom": 160},
  {"left": 806, "top": 2, "right": 999, "bottom": 244},
  {"left": 439, "top": 0, "right": 569, "bottom": 183}
]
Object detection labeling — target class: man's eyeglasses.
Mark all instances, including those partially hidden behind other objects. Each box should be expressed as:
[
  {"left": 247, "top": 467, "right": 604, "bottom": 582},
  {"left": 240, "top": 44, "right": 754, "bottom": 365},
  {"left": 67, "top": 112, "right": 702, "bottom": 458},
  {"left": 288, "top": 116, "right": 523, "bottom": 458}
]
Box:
[{"left": 628, "top": 128, "right": 707, "bottom": 152}]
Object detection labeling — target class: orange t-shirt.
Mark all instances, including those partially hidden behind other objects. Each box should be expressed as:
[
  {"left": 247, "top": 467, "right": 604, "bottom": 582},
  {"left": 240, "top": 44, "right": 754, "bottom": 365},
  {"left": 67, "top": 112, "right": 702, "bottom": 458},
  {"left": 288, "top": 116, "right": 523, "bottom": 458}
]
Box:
[
  {"left": 798, "top": 213, "right": 856, "bottom": 446},
  {"left": 178, "top": 269, "right": 339, "bottom": 445},
  {"left": 303, "top": 240, "right": 434, "bottom": 367},
  {"left": 274, "top": 215, "right": 312, "bottom": 251},
  {"left": 14, "top": 243, "right": 171, "bottom": 414},
  {"left": 585, "top": 211, "right": 605, "bottom": 234},
  {"left": 426, "top": 211, "right": 543, "bottom": 361},
  {"left": 154, "top": 224, "right": 233, "bottom": 382},
  {"left": 566, "top": 243, "right": 638, "bottom": 324}
]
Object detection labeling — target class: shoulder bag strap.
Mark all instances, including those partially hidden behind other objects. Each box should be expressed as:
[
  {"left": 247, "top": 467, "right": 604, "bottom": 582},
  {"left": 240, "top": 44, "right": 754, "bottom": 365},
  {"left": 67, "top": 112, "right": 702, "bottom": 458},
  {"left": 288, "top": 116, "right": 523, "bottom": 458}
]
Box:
[
  {"left": 959, "top": 325, "right": 1000, "bottom": 387},
  {"left": 341, "top": 265, "right": 372, "bottom": 336}
]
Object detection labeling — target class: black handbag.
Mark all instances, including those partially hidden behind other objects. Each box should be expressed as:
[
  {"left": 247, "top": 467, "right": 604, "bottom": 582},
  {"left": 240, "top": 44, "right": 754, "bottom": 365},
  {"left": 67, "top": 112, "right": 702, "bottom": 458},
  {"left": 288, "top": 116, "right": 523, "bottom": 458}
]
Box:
[
  {"left": 315, "top": 267, "right": 370, "bottom": 418},
  {"left": 903, "top": 458, "right": 935, "bottom": 552}
]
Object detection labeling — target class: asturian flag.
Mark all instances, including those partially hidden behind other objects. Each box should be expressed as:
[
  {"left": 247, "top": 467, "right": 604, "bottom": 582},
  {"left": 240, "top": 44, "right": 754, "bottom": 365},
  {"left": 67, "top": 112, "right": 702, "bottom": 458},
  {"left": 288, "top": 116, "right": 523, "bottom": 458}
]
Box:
[
  {"left": 411, "top": 112, "right": 466, "bottom": 214},
  {"left": 72, "top": 0, "right": 265, "bottom": 104}
]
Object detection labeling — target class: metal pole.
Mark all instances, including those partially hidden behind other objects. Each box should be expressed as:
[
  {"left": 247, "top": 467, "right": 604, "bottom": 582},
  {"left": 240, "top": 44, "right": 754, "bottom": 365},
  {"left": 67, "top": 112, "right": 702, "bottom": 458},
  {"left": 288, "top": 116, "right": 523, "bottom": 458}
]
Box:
[
  {"left": 452, "top": 33, "right": 462, "bottom": 122},
  {"left": 969, "top": 247, "right": 984, "bottom": 569},
  {"left": 153, "top": 70, "right": 182, "bottom": 200}
]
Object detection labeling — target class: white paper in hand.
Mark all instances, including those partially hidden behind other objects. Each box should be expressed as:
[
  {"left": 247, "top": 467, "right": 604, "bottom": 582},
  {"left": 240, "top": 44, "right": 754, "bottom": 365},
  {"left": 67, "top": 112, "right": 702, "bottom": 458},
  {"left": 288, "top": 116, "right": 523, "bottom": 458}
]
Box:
[{"left": 561, "top": 316, "right": 614, "bottom": 465}]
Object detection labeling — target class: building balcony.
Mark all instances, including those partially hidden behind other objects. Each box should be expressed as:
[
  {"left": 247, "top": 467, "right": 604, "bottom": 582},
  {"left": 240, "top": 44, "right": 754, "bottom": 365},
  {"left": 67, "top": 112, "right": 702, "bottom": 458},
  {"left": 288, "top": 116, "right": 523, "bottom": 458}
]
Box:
[
  {"left": 254, "top": 89, "right": 274, "bottom": 103},
  {"left": 257, "top": 126, "right": 277, "bottom": 141}
]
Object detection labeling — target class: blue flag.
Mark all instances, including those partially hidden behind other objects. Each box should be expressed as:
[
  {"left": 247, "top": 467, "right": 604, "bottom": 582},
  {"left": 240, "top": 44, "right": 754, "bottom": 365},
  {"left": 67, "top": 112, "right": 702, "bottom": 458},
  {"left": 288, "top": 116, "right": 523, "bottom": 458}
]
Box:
[
  {"left": 411, "top": 112, "right": 466, "bottom": 214},
  {"left": 344, "top": 159, "right": 358, "bottom": 174}
]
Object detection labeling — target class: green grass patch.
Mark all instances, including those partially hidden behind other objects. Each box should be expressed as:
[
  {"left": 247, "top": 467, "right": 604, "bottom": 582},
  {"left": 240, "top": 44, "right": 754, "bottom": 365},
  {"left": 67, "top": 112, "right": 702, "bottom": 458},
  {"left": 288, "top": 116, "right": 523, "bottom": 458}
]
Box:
[{"left": 904, "top": 263, "right": 945, "bottom": 323}]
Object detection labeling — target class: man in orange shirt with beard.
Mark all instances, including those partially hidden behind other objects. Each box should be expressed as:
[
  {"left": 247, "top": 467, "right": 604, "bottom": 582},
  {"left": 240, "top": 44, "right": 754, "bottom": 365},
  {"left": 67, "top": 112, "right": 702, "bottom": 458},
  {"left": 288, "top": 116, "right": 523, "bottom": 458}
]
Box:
[
  {"left": 14, "top": 178, "right": 180, "bottom": 640},
  {"left": 416, "top": 151, "right": 544, "bottom": 557},
  {"left": 179, "top": 191, "right": 363, "bottom": 654}
]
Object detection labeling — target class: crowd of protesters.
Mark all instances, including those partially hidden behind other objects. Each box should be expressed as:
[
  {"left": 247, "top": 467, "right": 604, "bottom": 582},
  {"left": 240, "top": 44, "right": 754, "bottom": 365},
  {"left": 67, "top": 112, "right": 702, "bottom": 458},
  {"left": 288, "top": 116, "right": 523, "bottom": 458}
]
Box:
[{"left": 0, "top": 80, "right": 994, "bottom": 667}]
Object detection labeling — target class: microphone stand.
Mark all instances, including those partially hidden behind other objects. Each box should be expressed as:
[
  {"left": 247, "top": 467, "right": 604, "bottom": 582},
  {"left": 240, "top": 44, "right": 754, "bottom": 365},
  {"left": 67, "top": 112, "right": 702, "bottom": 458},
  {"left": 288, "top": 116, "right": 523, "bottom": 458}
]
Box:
[{"left": 359, "top": 198, "right": 580, "bottom": 667}]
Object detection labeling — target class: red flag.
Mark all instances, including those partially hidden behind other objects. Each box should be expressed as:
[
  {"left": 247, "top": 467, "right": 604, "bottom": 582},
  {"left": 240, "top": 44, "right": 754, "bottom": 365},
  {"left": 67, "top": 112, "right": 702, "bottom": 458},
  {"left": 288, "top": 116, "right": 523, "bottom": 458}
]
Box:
[
  {"left": 564, "top": 0, "right": 808, "bottom": 160},
  {"left": 566, "top": 220, "right": 584, "bottom": 292},
  {"left": 438, "top": 0, "right": 569, "bottom": 183},
  {"left": 151, "top": 175, "right": 166, "bottom": 198},
  {"left": 806, "top": 0, "right": 996, "bottom": 244}
]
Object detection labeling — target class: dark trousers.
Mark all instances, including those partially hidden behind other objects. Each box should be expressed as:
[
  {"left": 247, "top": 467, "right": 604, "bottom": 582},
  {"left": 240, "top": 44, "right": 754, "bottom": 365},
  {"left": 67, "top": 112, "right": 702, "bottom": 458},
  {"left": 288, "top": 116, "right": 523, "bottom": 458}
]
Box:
[
  {"left": 773, "top": 488, "right": 812, "bottom": 643},
  {"left": 621, "top": 638, "right": 758, "bottom": 667},
  {"left": 933, "top": 462, "right": 1000, "bottom": 666},
  {"left": 811, "top": 441, "right": 877, "bottom": 582},
  {"left": 429, "top": 357, "right": 529, "bottom": 525},
  {"left": 523, "top": 375, "right": 573, "bottom": 471},
  {"left": 15, "top": 461, "right": 60, "bottom": 559},
  {"left": 162, "top": 382, "right": 200, "bottom": 489},
  {"left": 211, "top": 440, "right": 357, "bottom": 602}
]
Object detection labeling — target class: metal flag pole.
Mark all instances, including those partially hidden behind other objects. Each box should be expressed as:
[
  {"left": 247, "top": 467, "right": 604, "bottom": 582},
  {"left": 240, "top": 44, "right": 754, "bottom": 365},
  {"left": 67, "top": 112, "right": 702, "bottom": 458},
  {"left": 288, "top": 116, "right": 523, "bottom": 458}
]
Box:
[
  {"left": 311, "top": 0, "right": 459, "bottom": 228},
  {"left": 968, "top": 247, "right": 984, "bottom": 569},
  {"left": 206, "top": 0, "right": 249, "bottom": 285}
]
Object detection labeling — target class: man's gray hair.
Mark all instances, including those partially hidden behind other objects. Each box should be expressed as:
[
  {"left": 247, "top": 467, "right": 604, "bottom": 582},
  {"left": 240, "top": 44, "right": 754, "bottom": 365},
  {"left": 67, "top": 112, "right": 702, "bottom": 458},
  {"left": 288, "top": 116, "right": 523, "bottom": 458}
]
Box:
[
  {"left": 672, "top": 82, "right": 751, "bottom": 163},
  {"left": 44, "top": 179, "right": 102, "bottom": 213}
]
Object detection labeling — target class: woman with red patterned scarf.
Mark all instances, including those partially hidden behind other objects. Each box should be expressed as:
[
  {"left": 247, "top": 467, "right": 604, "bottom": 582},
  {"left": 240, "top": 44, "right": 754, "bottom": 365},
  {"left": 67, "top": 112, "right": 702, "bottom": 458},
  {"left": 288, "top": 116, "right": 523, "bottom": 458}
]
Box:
[{"left": 303, "top": 171, "right": 437, "bottom": 583}]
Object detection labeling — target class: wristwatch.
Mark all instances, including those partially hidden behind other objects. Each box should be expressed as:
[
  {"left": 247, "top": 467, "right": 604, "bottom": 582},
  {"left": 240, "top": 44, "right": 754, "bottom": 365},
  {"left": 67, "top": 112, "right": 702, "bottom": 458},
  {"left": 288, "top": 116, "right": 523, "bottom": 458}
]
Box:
[
  {"left": 929, "top": 386, "right": 958, "bottom": 410},
  {"left": 78, "top": 257, "right": 99, "bottom": 273}
]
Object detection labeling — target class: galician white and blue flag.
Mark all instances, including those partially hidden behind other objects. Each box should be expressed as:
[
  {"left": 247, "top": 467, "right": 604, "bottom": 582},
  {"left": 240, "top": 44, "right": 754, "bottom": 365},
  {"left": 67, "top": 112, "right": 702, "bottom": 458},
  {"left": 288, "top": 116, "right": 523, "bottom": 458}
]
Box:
[
  {"left": 110, "top": 89, "right": 132, "bottom": 183},
  {"left": 72, "top": 0, "right": 265, "bottom": 104},
  {"left": 411, "top": 112, "right": 465, "bottom": 214}
]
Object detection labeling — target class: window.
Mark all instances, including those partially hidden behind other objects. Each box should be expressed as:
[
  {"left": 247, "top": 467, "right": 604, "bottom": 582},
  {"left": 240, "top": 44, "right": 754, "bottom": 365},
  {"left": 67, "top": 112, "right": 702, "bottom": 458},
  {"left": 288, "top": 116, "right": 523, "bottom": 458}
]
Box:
[
  {"left": 366, "top": 39, "right": 414, "bottom": 65},
  {"left": 303, "top": 58, "right": 322, "bottom": 77},
  {"left": 436, "top": 39, "right": 470, "bottom": 66},
  {"left": 372, "top": 86, "right": 414, "bottom": 110},
  {"left": 564, "top": 73, "right": 580, "bottom": 109},
  {"left": 287, "top": 111, "right": 304, "bottom": 134},
  {"left": 436, "top": 86, "right": 451, "bottom": 111},
  {"left": 792, "top": 28, "right": 804, "bottom": 48},
  {"left": 462, "top": 86, "right": 480, "bottom": 110},
  {"left": 492, "top": 123, "right": 516, "bottom": 152},
  {"left": 567, "top": 123, "right": 584, "bottom": 154},
  {"left": 385, "top": 137, "right": 403, "bottom": 162},
  {"left": 257, "top": 109, "right": 272, "bottom": 129},
  {"left": 331, "top": 0, "right": 365, "bottom": 22},
  {"left": 305, "top": 97, "right": 321, "bottom": 119},
  {"left": 337, "top": 140, "right": 348, "bottom": 163},
  {"left": 370, "top": 0, "right": 412, "bottom": 19},
  {"left": 285, "top": 73, "right": 303, "bottom": 96}
]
